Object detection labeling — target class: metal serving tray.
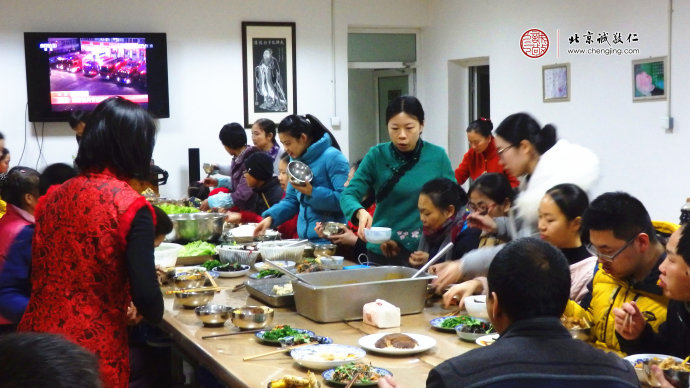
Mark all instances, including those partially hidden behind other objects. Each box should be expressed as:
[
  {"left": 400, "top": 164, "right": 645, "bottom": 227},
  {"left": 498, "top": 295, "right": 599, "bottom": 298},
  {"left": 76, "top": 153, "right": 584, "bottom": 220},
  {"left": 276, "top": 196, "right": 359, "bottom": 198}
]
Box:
[
  {"left": 245, "top": 277, "right": 295, "bottom": 307},
  {"left": 292, "top": 266, "right": 435, "bottom": 323}
]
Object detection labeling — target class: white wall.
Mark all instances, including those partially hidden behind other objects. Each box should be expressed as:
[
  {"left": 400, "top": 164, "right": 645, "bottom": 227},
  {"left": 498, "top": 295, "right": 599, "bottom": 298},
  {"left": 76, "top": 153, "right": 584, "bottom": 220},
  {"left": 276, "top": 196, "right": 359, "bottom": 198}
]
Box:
[
  {"left": 420, "top": 0, "right": 688, "bottom": 222},
  {"left": 0, "top": 0, "right": 429, "bottom": 199},
  {"left": 2, "top": 0, "right": 686, "bottom": 221}
]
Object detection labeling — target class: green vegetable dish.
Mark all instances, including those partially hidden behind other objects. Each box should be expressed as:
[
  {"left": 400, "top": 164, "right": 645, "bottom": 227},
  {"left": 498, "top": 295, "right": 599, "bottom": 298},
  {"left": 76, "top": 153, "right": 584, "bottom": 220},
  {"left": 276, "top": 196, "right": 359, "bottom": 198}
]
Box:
[
  {"left": 331, "top": 362, "right": 387, "bottom": 385},
  {"left": 440, "top": 315, "right": 477, "bottom": 329},
  {"left": 261, "top": 325, "right": 303, "bottom": 341},
  {"left": 157, "top": 203, "right": 199, "bottom": 214},
  {"left": 178, "top": 241, "right": 216, "bottom": 257},
  {"left": 201, "top": 259, "right": 222, "bottom": 271}
]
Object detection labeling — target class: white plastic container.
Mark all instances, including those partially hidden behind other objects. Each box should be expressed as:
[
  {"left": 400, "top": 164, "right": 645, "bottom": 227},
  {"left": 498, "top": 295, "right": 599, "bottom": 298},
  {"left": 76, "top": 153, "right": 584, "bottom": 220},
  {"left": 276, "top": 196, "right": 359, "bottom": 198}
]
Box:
[{"left": 154, "top": 242, "right": 183, "bottom": 268}]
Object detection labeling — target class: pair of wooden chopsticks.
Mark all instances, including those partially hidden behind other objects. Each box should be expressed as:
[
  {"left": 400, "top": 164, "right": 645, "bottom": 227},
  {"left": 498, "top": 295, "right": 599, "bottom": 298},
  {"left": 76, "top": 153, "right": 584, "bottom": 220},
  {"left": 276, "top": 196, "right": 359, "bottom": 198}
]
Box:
[
  {"left": 165, "top": 287, "right": 221, "bottom": 295},
  {"left": 202, "top": 329, "right": 263, "bottom": 340},
  {"left": 344, "top": 372, "right": 362, "bottom": 388},
  {"left": 443, "top": 310, "right": 461, "bottom": 317},
  {"left": 243, "top": 341, "right": 316, "bottom": 361}
]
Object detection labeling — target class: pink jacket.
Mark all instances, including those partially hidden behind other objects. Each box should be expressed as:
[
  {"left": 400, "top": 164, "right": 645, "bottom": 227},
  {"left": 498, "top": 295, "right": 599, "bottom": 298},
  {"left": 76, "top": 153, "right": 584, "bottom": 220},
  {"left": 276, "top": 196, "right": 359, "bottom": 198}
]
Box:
[{"left": 0, "top": 204, "right": 34, "bottom": 324}]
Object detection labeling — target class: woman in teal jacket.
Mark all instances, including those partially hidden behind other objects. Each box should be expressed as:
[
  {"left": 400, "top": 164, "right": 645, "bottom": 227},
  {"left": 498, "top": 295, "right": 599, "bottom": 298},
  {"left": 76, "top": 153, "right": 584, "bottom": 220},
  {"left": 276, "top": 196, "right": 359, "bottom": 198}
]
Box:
[
  {"left": 340, "top": 96, "right": 455, "bottom": 266},
  {"left": 254, "top": 114, "right": 349, "bottom": 241}
]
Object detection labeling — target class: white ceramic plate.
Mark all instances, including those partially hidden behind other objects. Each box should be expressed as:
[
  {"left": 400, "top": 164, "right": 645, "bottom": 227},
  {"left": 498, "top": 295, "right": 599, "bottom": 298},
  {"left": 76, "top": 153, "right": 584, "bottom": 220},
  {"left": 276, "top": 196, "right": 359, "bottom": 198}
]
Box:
[
  {"left": 290, "top": 344, "right": 366, "bottom": 370},
  {"left": 358, "top": 333, "right": 436, "bottom": 355},
  {"left": 213, "top": 264, "right": 250, "bottom": 278},
  {"left": 623, "top": 353, "right": 683, "bottom": 383},
  {"left": 475, "top": 333, "right": 499, "bottom": 347}
]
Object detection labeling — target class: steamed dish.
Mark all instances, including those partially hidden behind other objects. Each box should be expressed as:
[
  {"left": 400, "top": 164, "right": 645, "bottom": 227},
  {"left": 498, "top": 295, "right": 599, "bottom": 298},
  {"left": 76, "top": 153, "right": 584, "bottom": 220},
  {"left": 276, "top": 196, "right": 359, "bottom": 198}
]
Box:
[{"left": 374, "top": 333, "right": 418, "bottom": 349}]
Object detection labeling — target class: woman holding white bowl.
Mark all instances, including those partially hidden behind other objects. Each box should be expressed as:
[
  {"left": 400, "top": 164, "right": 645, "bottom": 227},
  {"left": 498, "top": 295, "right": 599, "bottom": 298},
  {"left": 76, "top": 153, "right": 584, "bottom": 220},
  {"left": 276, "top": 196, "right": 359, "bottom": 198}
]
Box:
[{"left": 340, "top": 96, "right": 455, "bottom": 266}]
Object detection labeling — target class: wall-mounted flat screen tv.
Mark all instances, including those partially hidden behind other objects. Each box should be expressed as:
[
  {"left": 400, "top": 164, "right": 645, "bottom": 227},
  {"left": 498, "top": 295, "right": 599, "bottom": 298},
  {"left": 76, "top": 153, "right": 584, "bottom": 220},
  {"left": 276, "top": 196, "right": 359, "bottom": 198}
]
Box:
[{"left": 24, "top": 32, "right": 170, "bottom": 122}]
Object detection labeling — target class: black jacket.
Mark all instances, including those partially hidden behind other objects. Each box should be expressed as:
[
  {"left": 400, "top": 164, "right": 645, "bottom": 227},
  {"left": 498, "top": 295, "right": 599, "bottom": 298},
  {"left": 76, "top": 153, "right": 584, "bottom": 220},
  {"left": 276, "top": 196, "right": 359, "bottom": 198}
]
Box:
[{"left": 427, "top": 317, "right": 639, "bottom": 388}]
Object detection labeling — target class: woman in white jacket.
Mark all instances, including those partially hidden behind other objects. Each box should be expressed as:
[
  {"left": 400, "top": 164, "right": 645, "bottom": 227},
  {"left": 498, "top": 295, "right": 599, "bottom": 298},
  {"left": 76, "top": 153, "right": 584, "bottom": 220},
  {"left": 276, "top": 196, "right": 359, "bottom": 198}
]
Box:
[{"left": 431, "top": 113, "right": 599, "bottom": 291}]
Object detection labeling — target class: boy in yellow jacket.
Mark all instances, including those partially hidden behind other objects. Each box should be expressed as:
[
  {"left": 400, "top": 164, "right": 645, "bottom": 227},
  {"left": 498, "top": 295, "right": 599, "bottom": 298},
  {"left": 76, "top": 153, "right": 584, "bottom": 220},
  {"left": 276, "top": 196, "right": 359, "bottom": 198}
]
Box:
[{"left": 564, "top": 192, "right": 673, "bottom": 353}]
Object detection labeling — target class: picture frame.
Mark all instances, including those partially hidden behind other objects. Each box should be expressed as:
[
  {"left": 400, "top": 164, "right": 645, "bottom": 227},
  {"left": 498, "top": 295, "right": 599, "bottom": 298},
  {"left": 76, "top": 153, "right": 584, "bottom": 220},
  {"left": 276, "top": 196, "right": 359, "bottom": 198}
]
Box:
[
  {"left": 542, "top": 63, "right": 570, "bottom": 102},
  {"left": 632, "top": 57, "right": 666, "bottom": 102},
  {"left": 242, "top": 22, "right": 297, "bottom": 128}
]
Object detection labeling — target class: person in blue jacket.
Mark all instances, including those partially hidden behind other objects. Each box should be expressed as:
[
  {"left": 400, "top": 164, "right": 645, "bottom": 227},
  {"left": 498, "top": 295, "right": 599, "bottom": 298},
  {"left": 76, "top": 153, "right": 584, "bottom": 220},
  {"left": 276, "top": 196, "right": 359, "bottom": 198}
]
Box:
[{"left": 254, "top": 114, "right": 349, "bottom": 241}]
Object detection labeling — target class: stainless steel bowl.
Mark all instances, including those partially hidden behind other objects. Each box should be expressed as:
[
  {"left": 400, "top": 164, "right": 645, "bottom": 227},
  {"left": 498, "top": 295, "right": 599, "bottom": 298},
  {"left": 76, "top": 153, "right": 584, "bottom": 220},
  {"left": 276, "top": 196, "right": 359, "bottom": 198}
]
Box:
[
  {"left": 230, "top": 305, "right": 274, "bottom": 329},
  {"left": 322, "top": 222, "right": 346, "bottom": 238},
  {"left": 287, "top": 161, "right": 313, "bottom": 187},
  {"left": 195, "top": 304, "right": 232, "bottom": 327},
  {"left": 173, "top": 273, "right": 206, "bottom": 289},
  {"left": 168, "top": 212, "right": 225, "bottom": 242},
  {"left": 174, "top": 289, "right": 215, "bottom": 308}
]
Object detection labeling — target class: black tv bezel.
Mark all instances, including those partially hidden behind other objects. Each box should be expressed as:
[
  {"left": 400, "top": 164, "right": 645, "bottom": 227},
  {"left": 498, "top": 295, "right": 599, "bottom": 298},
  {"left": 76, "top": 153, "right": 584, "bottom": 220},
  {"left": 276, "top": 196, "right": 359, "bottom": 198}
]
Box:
[{"left": 24, "top": 32, "right": 170, "bottom": 122}]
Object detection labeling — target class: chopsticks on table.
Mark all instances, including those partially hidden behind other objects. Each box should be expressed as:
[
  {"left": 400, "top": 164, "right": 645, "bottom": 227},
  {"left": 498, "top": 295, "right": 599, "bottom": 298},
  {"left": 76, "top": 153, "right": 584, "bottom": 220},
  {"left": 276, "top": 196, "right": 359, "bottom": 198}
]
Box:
[
  {"left": 201, "top": 329, "right": 263, "bottom": 340},
  {"left": 165, "top": 287, "right": 221, "bottom": 295},
  {"left": 443, "top": 309, "right": 462, "bottom": 317},
  {"left": 243, "top": 341, "right": 316, "bottom": 361}
]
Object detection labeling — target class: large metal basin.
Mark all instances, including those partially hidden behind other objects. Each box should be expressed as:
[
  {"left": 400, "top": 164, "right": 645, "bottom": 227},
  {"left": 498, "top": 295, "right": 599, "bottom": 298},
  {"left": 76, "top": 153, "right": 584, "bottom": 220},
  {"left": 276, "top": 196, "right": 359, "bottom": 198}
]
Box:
[
  {"left": 167, "top": 213, "right": 224, "bottom": 242},
  {"left": 293, "top": 266, "right": 435, "bottom": 323}
]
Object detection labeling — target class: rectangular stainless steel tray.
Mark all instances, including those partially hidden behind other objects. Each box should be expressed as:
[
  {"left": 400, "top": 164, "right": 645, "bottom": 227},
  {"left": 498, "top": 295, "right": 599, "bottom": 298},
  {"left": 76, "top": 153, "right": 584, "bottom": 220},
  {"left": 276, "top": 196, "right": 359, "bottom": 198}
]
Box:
[
  {"left": 245, "top": 277, "right": 295, "bottom": 307},
  {"left": 292, "top": 266, "right": 435, "bottom": 323}
]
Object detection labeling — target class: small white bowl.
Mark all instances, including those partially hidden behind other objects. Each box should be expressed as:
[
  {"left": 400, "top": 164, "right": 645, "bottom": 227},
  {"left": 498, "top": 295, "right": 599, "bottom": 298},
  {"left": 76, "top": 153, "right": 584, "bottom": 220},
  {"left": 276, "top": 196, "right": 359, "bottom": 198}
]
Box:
[
  {"left": 364, "top": 227, "right": 392, "bottom": 244},
  {"left": 154, "top": 242, "right": 182, "bottom": 268},
  {"left": 463, "top": 295, "right": 489, "bottom": 319}
]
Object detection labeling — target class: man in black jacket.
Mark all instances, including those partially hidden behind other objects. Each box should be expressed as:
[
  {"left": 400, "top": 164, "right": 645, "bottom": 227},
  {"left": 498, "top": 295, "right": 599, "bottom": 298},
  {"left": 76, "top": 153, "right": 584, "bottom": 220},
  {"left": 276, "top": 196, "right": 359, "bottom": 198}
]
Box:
[{"left": 379, "top": 238, "right": 639, "bottom": 388}]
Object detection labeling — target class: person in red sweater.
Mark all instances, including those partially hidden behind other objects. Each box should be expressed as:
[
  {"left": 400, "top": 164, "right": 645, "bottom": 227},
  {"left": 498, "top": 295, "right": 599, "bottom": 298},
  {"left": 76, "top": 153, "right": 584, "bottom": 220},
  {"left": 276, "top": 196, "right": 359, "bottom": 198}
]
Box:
[{"left": 454, "top": 118, "right": 519, "bottom": 188}]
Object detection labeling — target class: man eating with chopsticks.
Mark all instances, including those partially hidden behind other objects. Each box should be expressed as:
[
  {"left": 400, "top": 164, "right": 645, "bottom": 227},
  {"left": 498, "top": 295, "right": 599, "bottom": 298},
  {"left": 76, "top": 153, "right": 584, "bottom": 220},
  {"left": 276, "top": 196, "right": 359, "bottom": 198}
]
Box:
[
  {"left": 564, "top": 192, "right": 672, "bottom": 353},
  {"left": 614, "top": 222, "right": 690, "bottom": 360}
]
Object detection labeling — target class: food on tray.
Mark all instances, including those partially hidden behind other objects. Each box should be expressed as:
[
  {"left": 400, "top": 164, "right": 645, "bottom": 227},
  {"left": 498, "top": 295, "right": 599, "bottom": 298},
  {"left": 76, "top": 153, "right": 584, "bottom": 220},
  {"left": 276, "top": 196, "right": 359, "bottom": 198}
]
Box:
[
  {"left": 201, "top": 259, "right": 222, "bottom": 271},
  {"left": 439, "top": 315, "right": 476, "bottom": 329},
  {"left": 158, "top": 203, "right": 200, "bottom": 214},
  {"left": 363, "top": 299, "right": 401, "bottom": 329},
  {"left": 374, "top": 333, "right": 418, "bottom": 349},
  {"left": 272, "top": 283, "right": 293, "bottom": 296},
  {"left": 257, "top": 269, "right": 283, "bottom": 279},
  {"left": 268, "top": 371, "right": 319, "bottom": 388},
  {"left": 296, "top": 258, "right": 326, "bottom": 273},
  {"left": 179, "top": 241, "right": 217, "bottom": 257},
  {"left": 560, "top": 315, "right": 591, "bottom": 330},
  {"left": 331, "top": 362, "right": 385, "bottom": 384}
]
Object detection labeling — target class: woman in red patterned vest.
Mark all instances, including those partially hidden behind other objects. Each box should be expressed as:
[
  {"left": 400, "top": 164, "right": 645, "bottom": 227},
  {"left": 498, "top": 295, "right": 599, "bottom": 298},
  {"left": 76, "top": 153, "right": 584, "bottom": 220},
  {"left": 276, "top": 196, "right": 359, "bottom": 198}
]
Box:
[{"left": 18, "top": 97, "right": 163, "bottom": 388}]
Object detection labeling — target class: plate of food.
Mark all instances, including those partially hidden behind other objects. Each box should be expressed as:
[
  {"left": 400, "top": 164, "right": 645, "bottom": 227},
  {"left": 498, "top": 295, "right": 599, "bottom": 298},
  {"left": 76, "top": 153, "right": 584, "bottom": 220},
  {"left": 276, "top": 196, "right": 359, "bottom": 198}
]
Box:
[
  {"left": 249, "top": 269, "right": 285, "bottom": 279},
  {"left": 358, "top": 333, "right": 436, "bottom": 355},
  {"left": 624, "top": 353, "right": 687, "bottom": 386},
  {"left": 255, "top": 325, "right": 315, "bottom": 346},
  {"left": 291, "top": 344, "right": 366, "bottom": 370},
  {"left": 322, "top": 362, "right": 392, "bottom": 386},
  {"left": 429, "top": 315, "right": 477, "bottom": 333},
  {"left": 475, "top": 333, "right": 499, "bottom": 347},
  {"left": 267, "top": 371, "right": 320, "bottom": 388},
  {"left": 455, "top": 319, "right": 495, "bottom": 342},
  {"left": 212, "top": 263, "right": 250, "bottom": 278}
]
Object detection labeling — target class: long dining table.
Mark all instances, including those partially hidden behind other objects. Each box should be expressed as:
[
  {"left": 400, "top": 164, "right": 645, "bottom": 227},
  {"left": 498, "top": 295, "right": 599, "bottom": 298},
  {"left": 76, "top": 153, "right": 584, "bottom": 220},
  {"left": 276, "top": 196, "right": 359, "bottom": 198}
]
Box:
[{"left": 159, "top": 272, "right": 479, "bottom": 388}]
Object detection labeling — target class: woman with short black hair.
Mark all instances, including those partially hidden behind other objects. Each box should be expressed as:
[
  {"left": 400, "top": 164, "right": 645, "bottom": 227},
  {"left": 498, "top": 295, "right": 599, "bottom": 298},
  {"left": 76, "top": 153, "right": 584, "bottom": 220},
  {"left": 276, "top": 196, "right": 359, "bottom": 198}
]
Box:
[{"left": 19, "top": 97, "right": 163, "bottom": 388}]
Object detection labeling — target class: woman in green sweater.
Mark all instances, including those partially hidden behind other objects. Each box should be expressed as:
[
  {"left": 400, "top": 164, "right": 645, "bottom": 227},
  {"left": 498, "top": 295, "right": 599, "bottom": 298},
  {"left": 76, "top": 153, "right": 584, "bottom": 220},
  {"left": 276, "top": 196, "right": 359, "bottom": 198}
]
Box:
[{"left": 340, "top": 96, "right": 455, "bottom": 266}]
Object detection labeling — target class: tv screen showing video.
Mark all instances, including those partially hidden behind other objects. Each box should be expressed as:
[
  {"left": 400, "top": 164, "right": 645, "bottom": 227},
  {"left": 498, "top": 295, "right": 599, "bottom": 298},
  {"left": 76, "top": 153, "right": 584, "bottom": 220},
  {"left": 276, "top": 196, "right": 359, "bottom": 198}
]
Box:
[{"left": 24, "top": 32, "right": 169, "bottom": 122}]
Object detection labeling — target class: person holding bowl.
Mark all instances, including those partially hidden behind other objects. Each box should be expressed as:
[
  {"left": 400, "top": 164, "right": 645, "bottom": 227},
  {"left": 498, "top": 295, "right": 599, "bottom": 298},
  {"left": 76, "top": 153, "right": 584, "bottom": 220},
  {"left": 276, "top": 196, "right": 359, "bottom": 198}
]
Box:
[{"left": 340, "top": 96, "right": 455, "bottom": 266}]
